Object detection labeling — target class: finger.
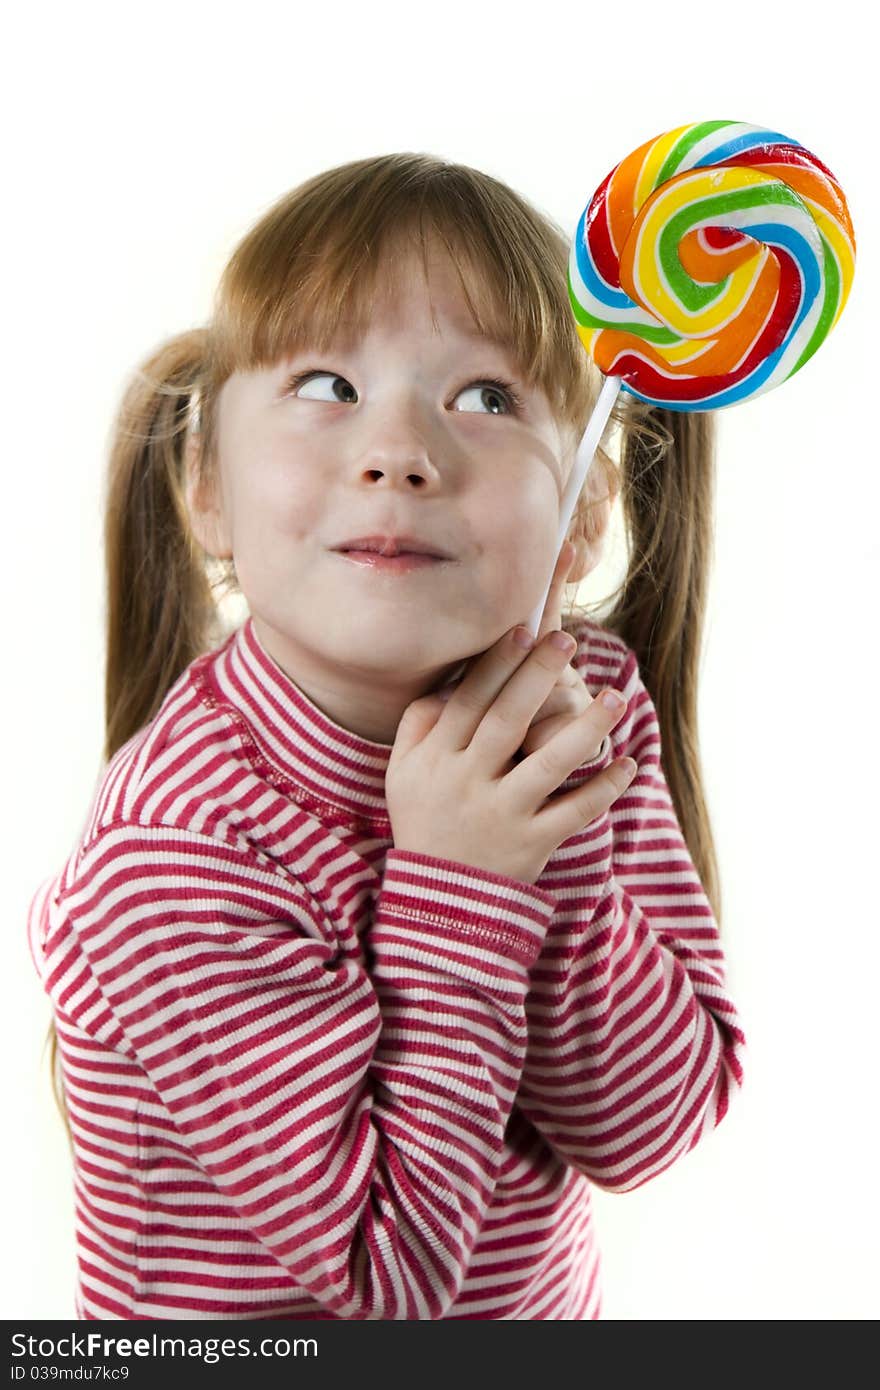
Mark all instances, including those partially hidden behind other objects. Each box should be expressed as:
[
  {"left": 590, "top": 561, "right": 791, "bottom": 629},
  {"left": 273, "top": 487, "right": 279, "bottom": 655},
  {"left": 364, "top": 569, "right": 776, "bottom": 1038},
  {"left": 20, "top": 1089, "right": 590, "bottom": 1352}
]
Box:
[
  {"left": 533, "top": 756, "right": 638, "bottom": 843},
  {"left": 559, "top": 662, "right": 583, "bottom": 688},
  {"left": 438, "top": 628, "right": 577, "bottom": 755},
  {"left": 521, "top": 709, "right": 602, "bottom": 760},
  {"left": 473, "top": 631, "right": 589, "bottom": 770},
  {"left": 507, "top": 690, "right": 630, "bottom": 812}
]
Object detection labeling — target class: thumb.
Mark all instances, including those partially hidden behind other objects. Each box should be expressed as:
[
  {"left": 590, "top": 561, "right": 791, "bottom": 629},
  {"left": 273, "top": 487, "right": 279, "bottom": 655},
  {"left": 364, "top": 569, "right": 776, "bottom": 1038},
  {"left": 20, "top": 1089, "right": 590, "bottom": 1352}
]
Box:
[{"left": 391, "top": 691, "right": 447, "bottom": 755}]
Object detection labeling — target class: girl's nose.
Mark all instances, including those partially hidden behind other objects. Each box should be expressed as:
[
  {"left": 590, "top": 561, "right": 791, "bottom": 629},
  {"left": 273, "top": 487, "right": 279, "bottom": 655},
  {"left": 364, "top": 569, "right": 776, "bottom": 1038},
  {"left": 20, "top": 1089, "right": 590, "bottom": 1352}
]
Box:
[
  {"left": 354, "top": 412, "right": 441, "bottom": 488},
  {"left": 357, "top": 452, "right": 438, "bottom": 488}
]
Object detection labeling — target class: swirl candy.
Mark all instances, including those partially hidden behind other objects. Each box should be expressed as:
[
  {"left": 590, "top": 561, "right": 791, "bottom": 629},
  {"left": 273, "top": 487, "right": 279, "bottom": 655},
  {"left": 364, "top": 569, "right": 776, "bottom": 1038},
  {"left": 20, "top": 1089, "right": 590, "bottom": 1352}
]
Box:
[
  {"left": 567, "top": 120, "right": 855, "bottom": 410},
  {"left": 523, "top": 121, "right": 855, "bottom": 635}
]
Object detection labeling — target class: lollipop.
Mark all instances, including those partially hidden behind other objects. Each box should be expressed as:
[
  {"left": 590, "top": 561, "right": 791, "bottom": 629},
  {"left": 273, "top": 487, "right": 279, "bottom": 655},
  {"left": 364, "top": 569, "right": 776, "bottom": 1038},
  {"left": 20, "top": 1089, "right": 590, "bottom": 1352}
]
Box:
[{"left": 527, "top": 119, "right": 855, "bottom": 635}]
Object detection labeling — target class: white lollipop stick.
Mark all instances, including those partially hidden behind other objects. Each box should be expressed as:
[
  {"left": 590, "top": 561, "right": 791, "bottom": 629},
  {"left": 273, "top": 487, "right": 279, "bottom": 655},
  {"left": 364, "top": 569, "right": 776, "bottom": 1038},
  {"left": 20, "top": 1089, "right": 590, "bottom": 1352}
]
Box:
[{"left": 525, "top": 373, "right": 621, "bottom": 638}]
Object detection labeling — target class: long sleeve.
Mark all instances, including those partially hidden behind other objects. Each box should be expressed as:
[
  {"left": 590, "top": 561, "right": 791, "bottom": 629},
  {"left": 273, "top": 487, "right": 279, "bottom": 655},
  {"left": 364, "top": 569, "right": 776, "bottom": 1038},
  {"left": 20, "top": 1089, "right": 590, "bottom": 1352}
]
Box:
[
  {"left": 514, "top": 647, "right": 747, "bottom": 1192},
  {"left": 48, "top": 822, "right": 558, "bottom": 1320}
]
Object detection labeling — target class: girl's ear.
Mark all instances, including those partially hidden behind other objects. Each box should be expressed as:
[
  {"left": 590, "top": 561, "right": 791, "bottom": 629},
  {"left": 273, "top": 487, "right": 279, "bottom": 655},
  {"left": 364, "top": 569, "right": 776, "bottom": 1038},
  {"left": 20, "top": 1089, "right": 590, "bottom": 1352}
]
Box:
[
  {"left": 184, "top": 436, "right": 233, "bottom": 560},
  {"left": 566, "top": 455, "right": 619, "bottom": 583}
]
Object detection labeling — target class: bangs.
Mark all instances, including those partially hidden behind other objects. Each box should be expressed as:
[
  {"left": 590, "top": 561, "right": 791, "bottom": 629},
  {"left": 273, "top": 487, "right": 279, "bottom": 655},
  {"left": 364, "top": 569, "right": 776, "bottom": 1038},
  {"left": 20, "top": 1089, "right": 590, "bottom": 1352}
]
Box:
[{"left": 205, "top": 155, "right": 599, "bottom": 433}]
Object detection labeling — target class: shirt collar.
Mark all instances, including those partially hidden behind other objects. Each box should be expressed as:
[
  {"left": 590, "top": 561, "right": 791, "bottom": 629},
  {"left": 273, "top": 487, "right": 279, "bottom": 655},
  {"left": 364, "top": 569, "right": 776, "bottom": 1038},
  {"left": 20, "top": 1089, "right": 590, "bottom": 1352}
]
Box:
[{"left": 208, "top": 617, "right": 395, "bottom": 821}]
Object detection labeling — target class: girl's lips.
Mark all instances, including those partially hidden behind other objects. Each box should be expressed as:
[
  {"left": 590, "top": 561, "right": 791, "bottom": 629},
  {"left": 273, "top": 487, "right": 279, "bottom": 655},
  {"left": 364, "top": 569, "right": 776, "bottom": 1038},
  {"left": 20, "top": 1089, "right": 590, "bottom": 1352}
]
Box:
[{"left": 337, "top": 551, "right": 447, "bottom": 573}]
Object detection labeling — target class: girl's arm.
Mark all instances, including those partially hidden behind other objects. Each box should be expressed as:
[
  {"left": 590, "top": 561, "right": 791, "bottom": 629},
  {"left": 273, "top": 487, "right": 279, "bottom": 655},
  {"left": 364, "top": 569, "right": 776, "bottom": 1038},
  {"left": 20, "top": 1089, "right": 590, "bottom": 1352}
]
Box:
[
  {"left": 513, "top": 646, "right": 747, "bottom": 1190},
  {"left": 47, "top": 826, "right": 557, "bottom": 1319}
]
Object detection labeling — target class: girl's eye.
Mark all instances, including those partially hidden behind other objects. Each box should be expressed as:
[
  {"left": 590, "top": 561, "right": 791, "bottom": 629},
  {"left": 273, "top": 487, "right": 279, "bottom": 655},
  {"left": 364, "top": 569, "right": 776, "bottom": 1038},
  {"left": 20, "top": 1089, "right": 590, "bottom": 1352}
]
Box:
[
  {"left": 284, "top": 371, "right": 523, "bottom": 415},
  {"left": 290, "top": 372, "right": 358, "bottom": 404},
  {"left": 454, "top": 381, "right": 522, "bottom": 416}
]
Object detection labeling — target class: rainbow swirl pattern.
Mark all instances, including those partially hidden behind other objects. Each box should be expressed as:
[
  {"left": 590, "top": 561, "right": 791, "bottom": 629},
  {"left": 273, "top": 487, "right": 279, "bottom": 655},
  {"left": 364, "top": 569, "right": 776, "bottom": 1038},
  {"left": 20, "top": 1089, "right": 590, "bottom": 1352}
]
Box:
[{"left": 568, "top": 121, "right": 855, "bottom": 410}]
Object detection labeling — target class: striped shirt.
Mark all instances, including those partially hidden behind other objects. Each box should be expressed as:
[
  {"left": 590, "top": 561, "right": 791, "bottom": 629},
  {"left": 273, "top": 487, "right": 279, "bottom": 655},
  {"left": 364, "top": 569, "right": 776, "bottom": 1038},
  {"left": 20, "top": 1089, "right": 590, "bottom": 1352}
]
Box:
[{"left": 27, "top": 614, "right": 746, "bottom": 1320}]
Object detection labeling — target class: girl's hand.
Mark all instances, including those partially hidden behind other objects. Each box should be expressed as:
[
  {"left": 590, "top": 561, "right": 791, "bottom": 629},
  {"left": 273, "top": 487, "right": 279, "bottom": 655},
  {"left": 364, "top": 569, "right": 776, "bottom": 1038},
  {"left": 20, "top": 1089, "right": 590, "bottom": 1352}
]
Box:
[
  {"left": 389, "top": 625, "right": 636, "bottom": 885},
  {"left": 438, "top": 541, "right": 602, "bottom": 761}
]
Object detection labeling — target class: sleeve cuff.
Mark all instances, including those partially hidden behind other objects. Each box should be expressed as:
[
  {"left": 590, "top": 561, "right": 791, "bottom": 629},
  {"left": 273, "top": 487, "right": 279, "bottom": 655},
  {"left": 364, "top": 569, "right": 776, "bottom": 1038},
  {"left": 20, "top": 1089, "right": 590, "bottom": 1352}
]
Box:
[{"left": 375, "top": 849, "right": 558, "bottom": 969}]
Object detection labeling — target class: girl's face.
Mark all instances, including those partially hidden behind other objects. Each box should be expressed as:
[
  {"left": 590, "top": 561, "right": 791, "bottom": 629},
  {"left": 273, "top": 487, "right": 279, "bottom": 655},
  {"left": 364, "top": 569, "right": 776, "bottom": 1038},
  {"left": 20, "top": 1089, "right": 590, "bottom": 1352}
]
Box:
[{"left": 189, "top": 240, "right": 579, "bottom": 745}]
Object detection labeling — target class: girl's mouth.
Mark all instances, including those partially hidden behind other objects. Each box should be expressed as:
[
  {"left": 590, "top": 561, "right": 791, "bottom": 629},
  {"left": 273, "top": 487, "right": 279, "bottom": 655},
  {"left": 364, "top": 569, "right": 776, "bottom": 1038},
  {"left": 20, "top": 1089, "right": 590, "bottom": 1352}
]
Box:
[{"left": 337, "top": 551, "right": 448, "bottom": 573}]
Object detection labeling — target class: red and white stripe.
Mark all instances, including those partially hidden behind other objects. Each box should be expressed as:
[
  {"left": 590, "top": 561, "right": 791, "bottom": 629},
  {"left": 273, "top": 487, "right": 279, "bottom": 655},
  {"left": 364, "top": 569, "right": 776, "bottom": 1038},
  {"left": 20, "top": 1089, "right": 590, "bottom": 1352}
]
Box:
[{"left": 28, "top": 615, "right": 745, "bottom": 1319}]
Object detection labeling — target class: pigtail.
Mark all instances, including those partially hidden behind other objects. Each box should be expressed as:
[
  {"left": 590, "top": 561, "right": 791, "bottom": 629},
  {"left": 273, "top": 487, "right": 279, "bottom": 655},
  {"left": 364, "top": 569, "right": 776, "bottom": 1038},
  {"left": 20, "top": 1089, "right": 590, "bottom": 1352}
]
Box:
[
  {"left": 601, "top": 407, "right": 723, "bottom": 930},
  {"left": 103, "top": 327, "right": 227, "bottom": 763},
  {"left": 48, "top": 326, "right": 230, "bottom": 1148}
]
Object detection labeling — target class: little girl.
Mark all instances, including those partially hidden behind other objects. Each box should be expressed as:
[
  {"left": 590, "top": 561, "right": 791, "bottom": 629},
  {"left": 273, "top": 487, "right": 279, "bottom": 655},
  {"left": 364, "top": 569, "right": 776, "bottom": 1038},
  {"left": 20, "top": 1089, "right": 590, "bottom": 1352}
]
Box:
[{"left": 28, "top": 152, "right": 746, "bottom": 1321}]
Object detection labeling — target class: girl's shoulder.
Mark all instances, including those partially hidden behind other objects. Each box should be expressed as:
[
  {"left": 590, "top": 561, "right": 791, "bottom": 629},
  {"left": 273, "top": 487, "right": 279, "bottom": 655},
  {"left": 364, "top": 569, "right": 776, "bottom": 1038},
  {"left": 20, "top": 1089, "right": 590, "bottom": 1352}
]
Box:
[{"left": 74, "top": 645, "right": 251, "bottom": 858}]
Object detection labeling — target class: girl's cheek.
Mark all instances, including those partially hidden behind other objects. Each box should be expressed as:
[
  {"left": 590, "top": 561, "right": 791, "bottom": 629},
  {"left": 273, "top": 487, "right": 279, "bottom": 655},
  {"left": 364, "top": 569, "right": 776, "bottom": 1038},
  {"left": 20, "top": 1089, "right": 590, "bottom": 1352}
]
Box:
[{"left": 249, "top": 456, "right": 320, "bottom": 519}]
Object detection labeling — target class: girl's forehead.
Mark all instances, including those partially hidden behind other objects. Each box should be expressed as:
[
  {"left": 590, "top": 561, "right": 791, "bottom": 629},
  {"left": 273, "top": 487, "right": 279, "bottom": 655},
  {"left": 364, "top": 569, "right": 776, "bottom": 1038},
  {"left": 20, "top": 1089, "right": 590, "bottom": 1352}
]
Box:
[
  {"left": 363, "top": 250, "right": 489, "bottom": 329},
  {"left": 273, "top": 271, "right": 518, "bottom": 366},
  {"left": 366, "top": 235, "right": 515, "bottom": 328}
]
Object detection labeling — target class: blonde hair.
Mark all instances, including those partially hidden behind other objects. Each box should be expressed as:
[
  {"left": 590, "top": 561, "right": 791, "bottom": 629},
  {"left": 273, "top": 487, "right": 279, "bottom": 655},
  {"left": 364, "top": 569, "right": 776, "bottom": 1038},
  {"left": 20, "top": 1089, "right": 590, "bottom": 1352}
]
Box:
[{"left": 47, "top": 152, "right": 721, "bottom": 1141}]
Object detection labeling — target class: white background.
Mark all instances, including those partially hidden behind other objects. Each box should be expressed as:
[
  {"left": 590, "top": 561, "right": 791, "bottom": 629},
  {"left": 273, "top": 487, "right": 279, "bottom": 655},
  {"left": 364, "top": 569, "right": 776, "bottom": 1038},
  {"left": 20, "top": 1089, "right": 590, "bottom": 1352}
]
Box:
[{"left": 5, "top": 0, "right": 877, "bottom": 1320}]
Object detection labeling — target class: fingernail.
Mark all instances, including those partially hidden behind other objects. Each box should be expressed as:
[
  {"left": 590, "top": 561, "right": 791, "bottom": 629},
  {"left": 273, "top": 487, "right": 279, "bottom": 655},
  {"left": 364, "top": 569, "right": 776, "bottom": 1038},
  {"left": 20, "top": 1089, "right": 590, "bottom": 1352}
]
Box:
[
  {"left": 513, "top": 626, "right": 535, "bottom": 650},
  {"left": 601, "top": 690, "right": 625, "bottom": 711},
  {"left": 550, "top": 631, "right": 576, "bottom": 653},
  {"left": 438, "top": 683, "right": 456, "bottom": 702}
]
